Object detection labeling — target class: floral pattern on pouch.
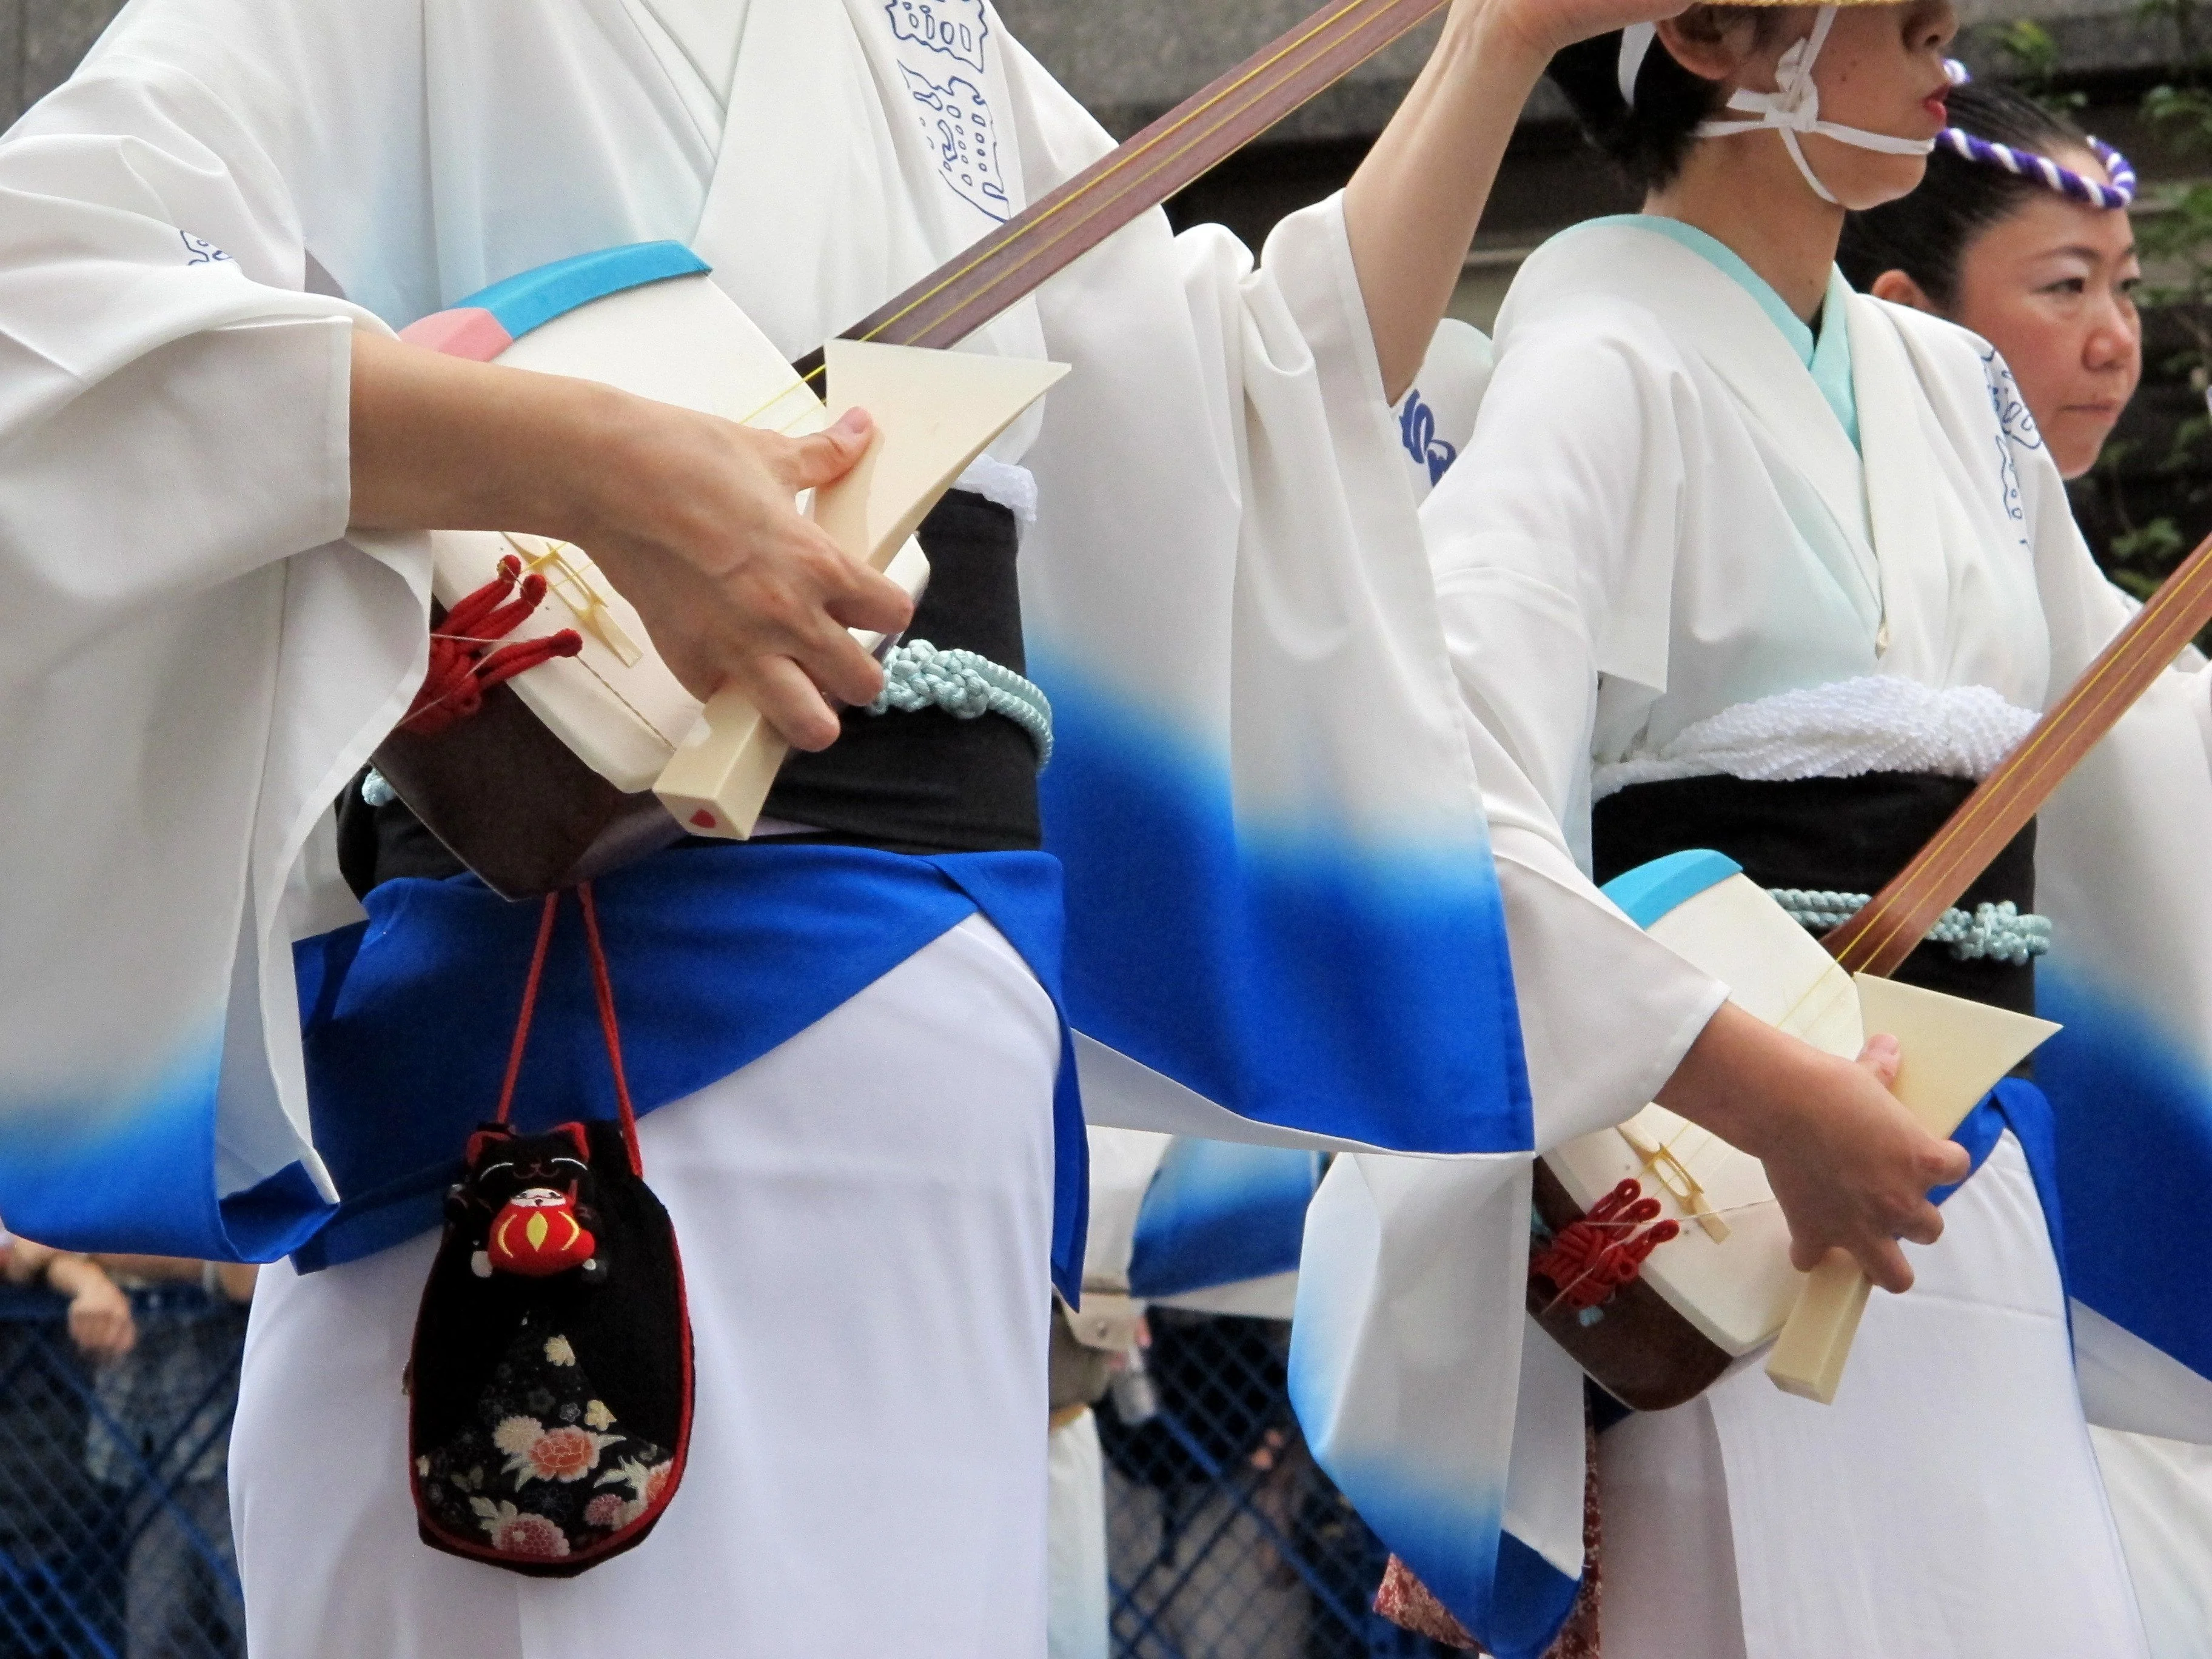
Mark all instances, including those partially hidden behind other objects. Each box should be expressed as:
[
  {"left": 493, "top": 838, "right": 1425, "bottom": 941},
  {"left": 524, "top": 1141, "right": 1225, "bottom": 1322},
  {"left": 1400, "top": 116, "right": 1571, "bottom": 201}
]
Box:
[{"left": 415, "top": 1312, "right": 673, "bottom": 1561}]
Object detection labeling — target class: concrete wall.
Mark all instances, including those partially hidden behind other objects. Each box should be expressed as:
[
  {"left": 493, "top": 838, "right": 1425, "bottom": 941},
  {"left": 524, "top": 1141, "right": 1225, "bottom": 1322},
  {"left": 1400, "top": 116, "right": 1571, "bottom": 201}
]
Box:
[
  {"left": 1, "top": 0, "right": 122, "bottom": 129},
  {"left": 997, "top": 0, "right": 2160, "bottom": 142},
  {"left": 994, "top": 0, "right": 1447, "bottom": 141},
  {"left": 3, "top": 1, "right": 2181, "bottom": 138}
]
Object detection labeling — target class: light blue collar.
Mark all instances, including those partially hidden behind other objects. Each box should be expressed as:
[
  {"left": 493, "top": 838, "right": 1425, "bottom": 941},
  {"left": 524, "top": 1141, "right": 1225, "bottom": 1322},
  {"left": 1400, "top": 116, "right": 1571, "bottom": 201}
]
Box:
[{"left": 1589, "top": 215, "right": 1860, "bottom": 452}]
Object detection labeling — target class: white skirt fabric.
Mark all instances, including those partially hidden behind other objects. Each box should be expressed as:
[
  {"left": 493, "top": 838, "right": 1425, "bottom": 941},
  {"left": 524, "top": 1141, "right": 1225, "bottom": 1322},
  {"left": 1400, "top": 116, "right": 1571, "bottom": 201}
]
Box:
[
  {"left": 1599, "top": 1132, "right": 2149, "bottom": 1659},
  {"left": 1046, "top": 1407, "right": 1110, "bottom": 1659},
  {"left": 2092, "top": 1426, "right": 2212, "bottom": 1659},
  {"left": 231, "top": 914, "right": 1060, "bottom": 1659}
]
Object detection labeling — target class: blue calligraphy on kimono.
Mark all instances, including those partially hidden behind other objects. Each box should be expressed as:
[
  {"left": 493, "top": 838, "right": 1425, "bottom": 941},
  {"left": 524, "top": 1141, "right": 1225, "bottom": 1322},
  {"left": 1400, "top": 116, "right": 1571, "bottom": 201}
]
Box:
[
  {"left": 179, "top": 232, "right": 230, "bottom": 265},
  {"left": 899, "top": 64, "right": 1010, "bottom": 223},
  {"left": 1398, "top": 389, "right": 1459, "bottom": 485},
  {"left": 885, "top": 0, "right": 988, "bottom": 71},
  {"left": 1982, "top": 347, "right": 2037, "bottom": 537}
]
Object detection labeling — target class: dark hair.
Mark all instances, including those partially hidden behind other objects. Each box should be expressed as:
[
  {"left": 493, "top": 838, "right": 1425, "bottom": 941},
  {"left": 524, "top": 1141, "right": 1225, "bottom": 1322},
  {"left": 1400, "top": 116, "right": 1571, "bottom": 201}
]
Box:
[
  {"left": 1547, "top": 11, "right": 1791, "bottom": 192},
  {"left": 1838, "top": 81, "right": 2097, "bottom": 306}
]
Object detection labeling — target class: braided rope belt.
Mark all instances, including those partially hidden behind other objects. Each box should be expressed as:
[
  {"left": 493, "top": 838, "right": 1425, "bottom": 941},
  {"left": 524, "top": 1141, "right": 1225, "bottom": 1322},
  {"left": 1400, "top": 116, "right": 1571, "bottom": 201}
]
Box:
[
  {"left": 868, "top": 638, "right": 1053, "bottom": 766},
  {"left": 1768, "top": 888, "right": 2052, "bottom": 966}
]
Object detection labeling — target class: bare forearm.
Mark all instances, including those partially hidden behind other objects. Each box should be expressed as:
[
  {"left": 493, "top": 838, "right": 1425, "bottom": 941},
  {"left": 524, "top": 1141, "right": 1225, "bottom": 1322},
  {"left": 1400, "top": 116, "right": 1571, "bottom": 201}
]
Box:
[
  {"left": 1346, "top": 1, "right": 1549, "bottom": 401},
  {"left": 1654, "top": 999, "right": 1822, "bottom": 1159},
  {"left": 39, "top": 1252, "right": 111, "bottom": 1300},
  {"left": 91, "top": 1253, "right": 201, "bottom": 1284},
  {"left": 348, "top": 330, "right": 618, "bottom": 538}
]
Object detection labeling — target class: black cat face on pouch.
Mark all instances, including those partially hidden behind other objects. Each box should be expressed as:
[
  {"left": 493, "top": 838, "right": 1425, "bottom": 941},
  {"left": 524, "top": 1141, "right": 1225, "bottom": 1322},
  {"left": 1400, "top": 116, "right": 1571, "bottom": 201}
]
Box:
[{"left": 460, "top": 1123, "right": 595, "bottom": 1211}]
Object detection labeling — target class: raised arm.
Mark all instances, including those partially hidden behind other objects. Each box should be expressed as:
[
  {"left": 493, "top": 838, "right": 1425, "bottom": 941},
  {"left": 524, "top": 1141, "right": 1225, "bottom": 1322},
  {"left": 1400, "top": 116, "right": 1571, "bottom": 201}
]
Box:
[{"left": 1348, "top": 0, "right": 1690, "bottom": 400}]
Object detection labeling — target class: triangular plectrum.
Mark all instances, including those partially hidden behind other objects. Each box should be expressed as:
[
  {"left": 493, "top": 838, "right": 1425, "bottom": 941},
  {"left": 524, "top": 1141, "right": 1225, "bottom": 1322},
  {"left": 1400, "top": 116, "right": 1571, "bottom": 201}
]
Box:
[{"left": 811, "top": 340, "right": 1068, "bottom": 571}]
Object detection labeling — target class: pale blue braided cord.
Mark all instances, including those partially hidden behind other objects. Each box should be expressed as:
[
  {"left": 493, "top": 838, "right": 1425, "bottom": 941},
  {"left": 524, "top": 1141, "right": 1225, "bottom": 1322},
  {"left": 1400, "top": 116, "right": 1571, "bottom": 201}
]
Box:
[
  {"left": 868, "top": 638, "right": 1054, "bottom": 766},
  {"left": 1766, "top": 888, "right": 2053, "bottom": 966}
]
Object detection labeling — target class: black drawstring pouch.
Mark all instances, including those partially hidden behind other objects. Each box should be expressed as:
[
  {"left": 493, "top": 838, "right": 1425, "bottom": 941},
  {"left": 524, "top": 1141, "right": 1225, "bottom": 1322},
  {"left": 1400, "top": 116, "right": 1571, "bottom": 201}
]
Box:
[{"left": 407, "top": 883, "right": 693, "bottom": 1576}]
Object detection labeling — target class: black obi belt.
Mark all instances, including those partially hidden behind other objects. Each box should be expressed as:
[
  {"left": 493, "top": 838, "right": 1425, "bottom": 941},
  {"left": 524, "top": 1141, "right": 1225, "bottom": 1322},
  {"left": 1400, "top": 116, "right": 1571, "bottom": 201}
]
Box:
[
  {"left": 763, "top": 487, "right": 1039, "bottom": 854},
  {"left": 1592, "top": 771, "right": 2037, "bottom": 1016}
]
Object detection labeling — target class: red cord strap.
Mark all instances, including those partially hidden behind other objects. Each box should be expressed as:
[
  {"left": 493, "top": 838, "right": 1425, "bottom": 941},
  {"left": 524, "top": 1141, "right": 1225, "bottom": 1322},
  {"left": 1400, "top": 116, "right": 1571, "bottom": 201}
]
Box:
[
  {"left": 402, "top": 555, "right": 583, "bottom": 737},
  {"left": 492, "top": 883, "right": 645, "bottom": 1178}
]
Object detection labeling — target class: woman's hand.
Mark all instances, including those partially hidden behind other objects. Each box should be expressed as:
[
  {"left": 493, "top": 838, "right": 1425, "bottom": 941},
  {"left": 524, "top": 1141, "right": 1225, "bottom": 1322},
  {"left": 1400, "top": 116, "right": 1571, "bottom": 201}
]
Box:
[
  {"left": 67, "top": 1272, "right": 136, "bottom": 1361},
  {"left": 568, "top": 405, "right": 907, "bottom": 751},
  {"left": 1657, "top": 1002, "right": 1972, "bottom": 1292},
  {"left": 31, "top": 1252, "right": 138, "bottom": 1361},
  {"left": 1482, "top": 0, "right": 1690, "bottom": 64},
  {"left": 348, "top": 332, "right": 914, "bottom": 752}
]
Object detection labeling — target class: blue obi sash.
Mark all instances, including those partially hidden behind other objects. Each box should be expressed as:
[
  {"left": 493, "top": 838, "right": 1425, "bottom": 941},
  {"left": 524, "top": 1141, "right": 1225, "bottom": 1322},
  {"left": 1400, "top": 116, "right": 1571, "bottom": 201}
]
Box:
[{"left": 293, "top": 843, "right": 1087, "bottom": 1297}]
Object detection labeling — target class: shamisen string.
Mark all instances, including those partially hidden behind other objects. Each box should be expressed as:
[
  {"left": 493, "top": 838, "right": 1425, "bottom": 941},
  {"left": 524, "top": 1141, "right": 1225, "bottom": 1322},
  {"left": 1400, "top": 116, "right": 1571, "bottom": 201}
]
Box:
[{"left": 1617, "top": 7, "right": 1936, "bottom": 206}]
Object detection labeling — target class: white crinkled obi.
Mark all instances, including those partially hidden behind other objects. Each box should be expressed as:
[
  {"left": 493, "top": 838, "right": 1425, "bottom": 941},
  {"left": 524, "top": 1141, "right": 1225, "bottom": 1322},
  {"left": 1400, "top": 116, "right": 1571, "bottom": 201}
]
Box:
[
  {"left": 1593, "top": 677, "right": 2040, "bottom": 801},
  {"left": 955, "top": 456, "right": 1039, "bottom": 528}
]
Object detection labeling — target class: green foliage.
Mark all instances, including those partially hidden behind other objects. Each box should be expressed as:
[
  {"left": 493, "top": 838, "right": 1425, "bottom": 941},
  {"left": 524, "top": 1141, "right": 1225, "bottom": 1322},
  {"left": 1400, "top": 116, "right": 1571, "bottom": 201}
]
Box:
[
  {"left": 2073, "top": 0, "right": 2212, "bottom": 619},
  {"left": 1994, "top": 21, "right": 2088, "bottom": 113}
]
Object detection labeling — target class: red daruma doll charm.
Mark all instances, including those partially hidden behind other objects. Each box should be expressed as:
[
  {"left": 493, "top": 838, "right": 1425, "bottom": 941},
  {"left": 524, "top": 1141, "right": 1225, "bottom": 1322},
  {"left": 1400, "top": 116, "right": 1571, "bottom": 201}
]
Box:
[{"left": 484, "top": 1185, "right": 599, "bottom": 1278}]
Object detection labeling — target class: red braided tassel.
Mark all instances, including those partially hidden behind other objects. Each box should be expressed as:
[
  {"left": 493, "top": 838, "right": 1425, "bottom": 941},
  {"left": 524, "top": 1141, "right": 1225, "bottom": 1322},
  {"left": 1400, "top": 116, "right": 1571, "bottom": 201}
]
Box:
[
  {"left": 401, "top": 555, "right": 583, "bottom": 737},
  {"left": 1532, "top": 1179, "right": 1680, "bottom": 1313}
]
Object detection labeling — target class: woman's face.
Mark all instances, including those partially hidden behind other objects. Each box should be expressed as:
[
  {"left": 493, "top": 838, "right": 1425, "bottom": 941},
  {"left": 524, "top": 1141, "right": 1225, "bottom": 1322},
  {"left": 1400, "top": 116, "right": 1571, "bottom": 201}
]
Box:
[
  {"left": 1947, "top": 169, "right": 2142, "bottom": 478},
  {"left": 1798, "top": 1, "right": 1960, "bottom": 210}
]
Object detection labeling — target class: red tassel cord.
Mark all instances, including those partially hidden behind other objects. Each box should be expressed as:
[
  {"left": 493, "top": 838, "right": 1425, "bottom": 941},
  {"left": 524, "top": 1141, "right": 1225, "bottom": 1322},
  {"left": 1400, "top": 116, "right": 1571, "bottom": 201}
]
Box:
[
  {"left": 492, "top": 885, "right": 643, "bottom": 1176},
  {"left": 576, "top": 882, "right": 645, "bottom": 1180},
  {"left": 401, "top": 555, "right": 583, "bottom": 736},
  {"left": 1531, "top": 1178, "right": 1682, "bottom": 1314},
  {"left": 469, "top": 885, "right": 644, "bottom": 1279}
]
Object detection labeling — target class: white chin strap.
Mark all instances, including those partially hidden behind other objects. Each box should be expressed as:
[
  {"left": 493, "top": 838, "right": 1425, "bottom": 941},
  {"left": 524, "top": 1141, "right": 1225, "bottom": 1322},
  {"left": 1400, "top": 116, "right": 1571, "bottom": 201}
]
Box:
[{"left": 1618, "top": 7, "right": 1935, "bottom": 205}]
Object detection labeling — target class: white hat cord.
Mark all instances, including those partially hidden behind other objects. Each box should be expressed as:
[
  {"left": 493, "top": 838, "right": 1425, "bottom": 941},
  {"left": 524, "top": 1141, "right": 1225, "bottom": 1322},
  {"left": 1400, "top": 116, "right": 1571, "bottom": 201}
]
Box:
[{"left": 1617, "top": 7, "right": 1936, "bottom": 204}]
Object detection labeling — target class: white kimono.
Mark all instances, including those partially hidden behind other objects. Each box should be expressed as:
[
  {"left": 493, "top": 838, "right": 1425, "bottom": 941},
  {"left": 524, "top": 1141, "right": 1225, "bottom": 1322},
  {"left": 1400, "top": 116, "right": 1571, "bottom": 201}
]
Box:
[
  {"left": 1296, "top": 218, "right": 2212, "bottom": 1658},
  {"left": 0, "top": 2, "right": 1538, "bottom": 1655}
]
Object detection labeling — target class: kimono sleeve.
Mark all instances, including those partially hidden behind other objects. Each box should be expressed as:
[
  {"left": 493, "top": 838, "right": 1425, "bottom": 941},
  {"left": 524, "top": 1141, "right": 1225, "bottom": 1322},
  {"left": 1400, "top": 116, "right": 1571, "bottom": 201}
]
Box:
[
  {"left": 995, "top": 30, "right": 1535, "bottom": 1161},
  {"left": 1424, "top": 306, "right": 1726, "bottom": 1148},
  {"left": 0, "top": 33, "right": 429, "bottom": 1259}
]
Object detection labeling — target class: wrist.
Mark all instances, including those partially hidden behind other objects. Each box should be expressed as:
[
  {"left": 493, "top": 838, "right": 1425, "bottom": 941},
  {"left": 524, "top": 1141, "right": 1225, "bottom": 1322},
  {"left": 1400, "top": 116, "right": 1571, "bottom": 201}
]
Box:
[
  {"left": 522, "top": 375, "right": 637, "bottom": 549},
  {"left": 1657, "top": 1000, "right": 1826, "bottom": 1161},
  {"left": 41, "top": 1253, "right": 93, "bottom": 1296},
  {"left": 1450, "top": 0, "right": 1569, "bottom": 82}
]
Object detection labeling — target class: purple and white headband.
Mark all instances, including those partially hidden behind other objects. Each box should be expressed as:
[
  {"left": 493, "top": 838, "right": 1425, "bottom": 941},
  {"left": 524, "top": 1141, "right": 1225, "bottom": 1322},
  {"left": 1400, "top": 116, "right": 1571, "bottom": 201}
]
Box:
[
  {"left": 1939, "top": 61, "right": 2137, "bottom": 210},
  {"left": 1937, "top": 129, "right": 2137, "bottom": 210}
]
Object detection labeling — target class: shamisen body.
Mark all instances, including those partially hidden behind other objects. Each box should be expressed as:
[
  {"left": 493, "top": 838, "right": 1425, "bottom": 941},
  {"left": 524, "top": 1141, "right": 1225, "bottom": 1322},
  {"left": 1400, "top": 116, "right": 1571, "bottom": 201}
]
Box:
[
  {"left": 0, "top": 0, "right": 1702, "bottom": 1652},
  {"left": 1295, "top": 5, "right": 2212, "bottom": 1657}
]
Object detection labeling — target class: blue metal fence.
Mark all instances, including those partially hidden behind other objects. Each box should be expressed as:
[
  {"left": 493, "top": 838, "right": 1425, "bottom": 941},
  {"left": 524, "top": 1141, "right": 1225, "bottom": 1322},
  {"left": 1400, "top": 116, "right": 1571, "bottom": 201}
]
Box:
[
  {"left": 1101, "top": 1311, "right": 1456, "bottom": 1659},
  {"left": 2, "top": 1289, "right": 1438, "bottom": 1658},
  {"left": 0, "top": 1286, "right": 244, "bottom": 1659}
]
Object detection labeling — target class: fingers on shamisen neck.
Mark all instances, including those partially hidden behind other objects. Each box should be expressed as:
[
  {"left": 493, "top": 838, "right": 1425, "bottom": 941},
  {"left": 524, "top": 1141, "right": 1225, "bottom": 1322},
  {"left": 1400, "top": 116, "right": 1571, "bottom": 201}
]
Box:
[
  {"left": 746, "top": 655, "right": 843, "bottom": 752},
  {"left": 1866, "top": 1241, "right": 1915, "bottom": 1296}
]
